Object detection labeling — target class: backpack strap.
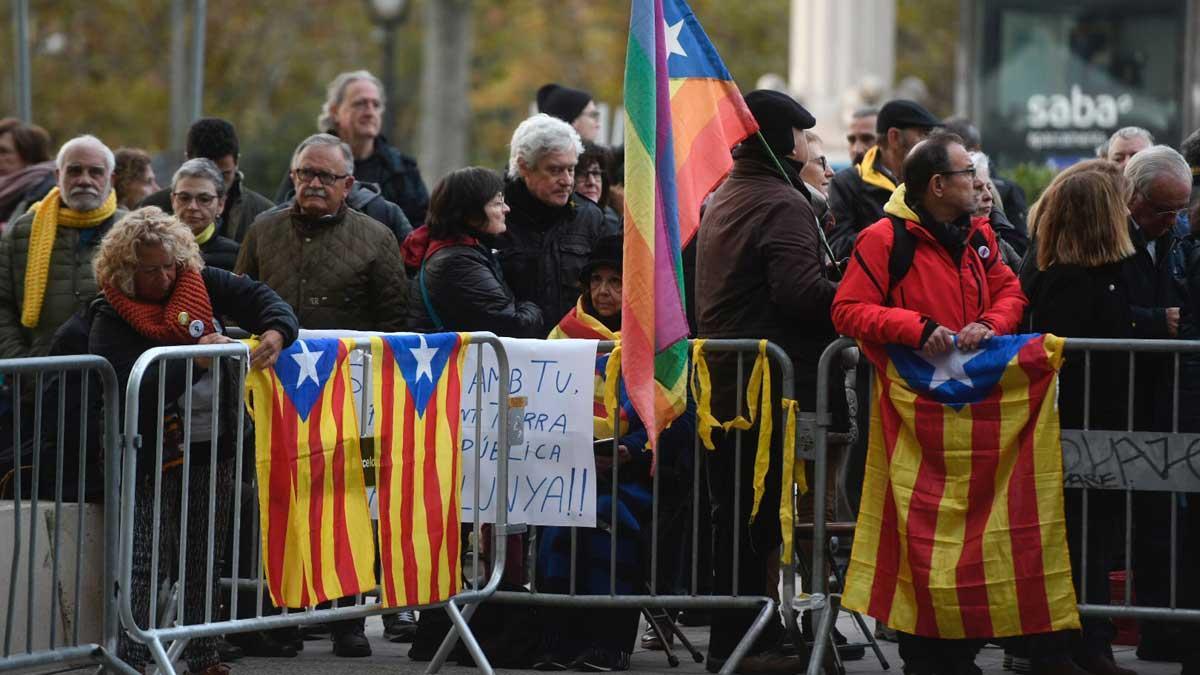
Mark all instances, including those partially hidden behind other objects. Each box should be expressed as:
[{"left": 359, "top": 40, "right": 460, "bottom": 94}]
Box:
[
  {"left": 418, "top": 262, "right": 446, "bottom": 331},
  {"left": 886, "top": 215, "right": 916, "bottom": 304}
]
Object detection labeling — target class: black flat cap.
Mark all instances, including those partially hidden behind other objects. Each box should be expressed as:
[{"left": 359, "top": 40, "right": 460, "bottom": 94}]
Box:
[
  {"left": 537, "top": 83, "right": 593, "bottom": 124},
  {"left": 743, "top": 89, "right": 816, "bottom": 157},
  {"left": 877, "top": 99, "right": 942, "bottom": 134}
]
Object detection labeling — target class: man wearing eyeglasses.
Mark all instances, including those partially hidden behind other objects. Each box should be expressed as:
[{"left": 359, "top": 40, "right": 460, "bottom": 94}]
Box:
[
  {"left": 236, "top": 134, "right": 407, "bottom": 339},
  {"left": 832, "top": 132, "right": 1027, "bottom": 674}
]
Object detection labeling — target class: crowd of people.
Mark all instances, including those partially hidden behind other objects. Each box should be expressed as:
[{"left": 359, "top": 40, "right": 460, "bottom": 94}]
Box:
[{"left": 3, "top": 64, "right": 1200, "bottom": 675}]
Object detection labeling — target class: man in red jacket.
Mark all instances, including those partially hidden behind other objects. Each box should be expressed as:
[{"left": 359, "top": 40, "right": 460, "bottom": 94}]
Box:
[{"left": 831, "top": 131, "right": 1030, "bottom": 674}]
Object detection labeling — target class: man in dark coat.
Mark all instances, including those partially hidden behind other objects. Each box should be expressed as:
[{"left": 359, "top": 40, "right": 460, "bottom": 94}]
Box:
[
  {"left": 694, "top": 90, "right": 829, "bottom": 674},
  {"left": 140, "top": 118, "right": 274, "bottom": 243},
  {"left": 827, "top": 99, "right": 941, "bottom": 260},
  {"left": 495, "top": 113, "right": 607, "bottom": 335},
  {"left": 275, "top": 70, "right": 429, "bottom": 228}
]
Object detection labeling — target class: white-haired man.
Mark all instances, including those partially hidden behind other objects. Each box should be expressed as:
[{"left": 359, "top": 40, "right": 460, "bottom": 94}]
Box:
[
  {"left": 498, "top": 113, "right": 609, "bottom": 335},
  {"left": 0, "top": 134, "right": 126, "bottom": 357},
  {"left": 275, "top": 70, "right": 428, "bottom": 227},
  {"left": 1106, "top": 126, "right": 1155, "bottom": 168}
]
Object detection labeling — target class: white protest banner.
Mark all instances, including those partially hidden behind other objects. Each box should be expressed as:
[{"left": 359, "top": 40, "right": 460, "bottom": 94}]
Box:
[
  {"left": 459, "top": 338, "right": 598, "bottom": 527},
  {"left": 296, "top": 330, "right": 599, "bottom": 526}
]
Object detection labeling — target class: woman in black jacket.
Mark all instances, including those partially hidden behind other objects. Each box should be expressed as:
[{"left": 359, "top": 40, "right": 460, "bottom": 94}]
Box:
[
  {"left": 1021, "top": 160, "right": 1137, "bottom": 675},
  {"left": 90, "top": 207, "right": 298, "bottom": 675},
  {"left": 402, "top": 166, "right": 543, "bottom": 336}
]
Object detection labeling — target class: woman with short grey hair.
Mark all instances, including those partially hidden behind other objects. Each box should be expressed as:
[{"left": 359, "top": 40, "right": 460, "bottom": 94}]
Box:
[{"left": 170, "top": 157, "right": 240, "bottom": 270}]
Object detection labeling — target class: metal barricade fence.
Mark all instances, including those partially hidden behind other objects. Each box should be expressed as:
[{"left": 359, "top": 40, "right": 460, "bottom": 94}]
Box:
[
  {"left": 803, "top": 336, "right": 1200, "bottom": 674},
  {"left": 115, "top": 333, "right": 514, "bottom": 675},
  {"left": 0, "top": 354, "right": 133, "bottom": 674},
  {"left": 484, "top": 338, "right": 817, "bottom": 675}
]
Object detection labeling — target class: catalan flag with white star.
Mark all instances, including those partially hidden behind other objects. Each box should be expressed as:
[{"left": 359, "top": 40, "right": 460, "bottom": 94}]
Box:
[
  {"left": 370, "top": 333, "right": 468, "bottom": 607},
  {"left": 844, "top": 334, "right": 1080, "bottom": 639},
  {"left": 245, "top": 337, "right": 376, "bottom": 608}
]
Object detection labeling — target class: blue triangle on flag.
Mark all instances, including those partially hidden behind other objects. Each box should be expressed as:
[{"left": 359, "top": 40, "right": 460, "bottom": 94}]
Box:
[
  {"left": 885, "top": 334, "right": 1036, "bottom": 410},
  {"left": 663, "top": 0, "right": 734, "bottom": 79},
  {"left": 274, "top": 338, "right": 340, "bottom": 422},
  {"left": 382, "top": 333, "right": 458, "bottom": 417}
]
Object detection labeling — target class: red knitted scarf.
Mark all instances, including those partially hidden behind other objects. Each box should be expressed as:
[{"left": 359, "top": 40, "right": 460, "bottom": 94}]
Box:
[{"left": 104, "top": 267, "right": 215, "bottom": 344}]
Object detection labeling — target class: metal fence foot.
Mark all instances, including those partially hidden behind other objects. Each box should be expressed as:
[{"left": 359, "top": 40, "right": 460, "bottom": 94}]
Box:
[
  {"left": 92, "top": 646, "right": 142, "bottom": 675},
  {"left": 425, "top": 600, "right": 481, "bottom": 674},
  {"left": 806, "top": 598, "right": 838, "bottom": 675},
  {"left": 720, "top": 599, "right": 775, "bottom": 675},
  {"left": 147, "top": 636, "right": 176, "bottom": 675}
]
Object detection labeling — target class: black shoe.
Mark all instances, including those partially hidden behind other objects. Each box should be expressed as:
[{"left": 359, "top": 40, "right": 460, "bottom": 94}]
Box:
[
  {"left": 1137, "top": 627, "right": 1184, "bottom": 662},
  {"left": 1183, "top": 650, "right": 1200, "bottom": 675},
  {"left": 331, "top": 629, "right": 371, "bottom": 657},
  {"left": 678, "top": 610, "right": 711, "bottom": 627},
  {"left": 383, "top": 610, "right": 418, "bottom": 643},
  {"left": 216, "top": 637, "right": 243, "bottom": 662},
  {"left": 578, "top": 647, "right": 631, "bottom": 672}
]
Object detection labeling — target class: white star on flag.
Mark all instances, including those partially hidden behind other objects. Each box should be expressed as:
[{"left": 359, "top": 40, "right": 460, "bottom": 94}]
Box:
[
  {"left": 665, "top": 19, "right": 687, "bottom": 58},
  {"left": 915, "top": 346, "right": 980, "bottom": 392},
  {"left": 410, "top": 334, "right": 438, "bottom": 383},
  {"left": 291, "top": 340, "right": 323, "bottom": 387}
]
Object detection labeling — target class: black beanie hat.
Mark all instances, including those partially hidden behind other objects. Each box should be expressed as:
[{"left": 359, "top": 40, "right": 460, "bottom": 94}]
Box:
[
  {"left": 743, "top": 90, "right": 816, "bottom": 157},
  {"left": 537, "top": 83, "right": 593, "bottom": 124},
  {"left": 579, "top": 234, "right": 623, "bottom": 284}
]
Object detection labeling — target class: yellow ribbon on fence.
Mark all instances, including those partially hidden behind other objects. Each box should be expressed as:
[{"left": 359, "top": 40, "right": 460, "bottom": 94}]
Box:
[
  {"left": 779, "top": 397, "right": 807, "bottom": 565},
  {"left": 689, "top": 339, "right": 721, "bottom": 449}
]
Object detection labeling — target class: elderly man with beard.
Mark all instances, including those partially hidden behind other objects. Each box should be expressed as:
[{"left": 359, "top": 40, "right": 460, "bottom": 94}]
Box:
[{"left": 0, "top": 134, "right": 126, "bottom": 358}]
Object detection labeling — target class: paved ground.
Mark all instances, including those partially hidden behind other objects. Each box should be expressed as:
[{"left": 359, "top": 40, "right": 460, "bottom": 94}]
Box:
[{"left": 228, "top": 613, "right": 1178, "bottom": 675}]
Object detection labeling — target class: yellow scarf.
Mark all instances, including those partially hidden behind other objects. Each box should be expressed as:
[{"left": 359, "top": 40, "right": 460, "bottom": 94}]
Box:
[
  {"left": 858, "top": 145, "right": 898, "bottom": 193},
  {"left": 21, "top": 187, "right": 118, "bottom": 328},
  {"left": 194, "top": 222, "right": 216, "bottom": 245}
]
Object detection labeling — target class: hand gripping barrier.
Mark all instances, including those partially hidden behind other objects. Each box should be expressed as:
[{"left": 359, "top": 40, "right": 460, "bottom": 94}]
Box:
[
  {"left": 481, "top": 338, "right": 817, "bottom": 675},
  {"left": 802, "top": 336, "right": 1200, "bottom": 674},
  {"left": 0, "top": 354, "right": 136, "bottom": 675},
  {"left": 115, "top": 333, "right": 513, "bottom": 675}
]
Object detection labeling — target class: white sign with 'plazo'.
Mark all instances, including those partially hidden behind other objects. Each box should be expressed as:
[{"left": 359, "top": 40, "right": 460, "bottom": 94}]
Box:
[{"left": 459, "top": 338, "right": 598, "bottom": 527}]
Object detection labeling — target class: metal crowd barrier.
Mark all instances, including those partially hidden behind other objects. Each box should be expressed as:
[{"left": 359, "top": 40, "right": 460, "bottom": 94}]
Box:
[
  {"left": 481, "top": 338, "right": 815, "bottom": 675},
  {"left": 115, "top": 333, "right": 514, "bottom": 675},
  {"left": 803, "top": 336, "right": 1200, "bottom": 674},
  {"left": 0, "top": 355, "right": 134, "bottom": 674}
]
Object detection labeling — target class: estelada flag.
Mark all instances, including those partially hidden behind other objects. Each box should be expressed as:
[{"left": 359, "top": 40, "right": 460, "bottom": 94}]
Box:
[
  {"left": 245, "top": 337, "right": 376, "bottom": 608},
  {"left": 844, "top": 334, "right": 1080, "bottom": 638},
  {"left": 370, "top": 333, "right": 467, "bottom": 607},
  {"left": 621, "top": 0, "right": 759, "bottom": 448}
]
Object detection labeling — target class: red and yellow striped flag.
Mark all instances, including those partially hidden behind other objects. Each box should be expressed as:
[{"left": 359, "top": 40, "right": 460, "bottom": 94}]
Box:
[
  {"left": 245, "top": 337, "right": 376, "bottom": 608},
  {"left": 370, "top": 333, "right": 467, "bottom": 607},
  {"left": 844, "top": 334, "right": 1079, "bottom": 638}
]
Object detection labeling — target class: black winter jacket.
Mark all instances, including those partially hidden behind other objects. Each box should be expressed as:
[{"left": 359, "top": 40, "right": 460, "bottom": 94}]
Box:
[
  {"left": 199, "top": 232, "right": 240, "bottom": 272},
  {"left": 140, "top": 173, "right": 275, "bottom": 243},
  {"left": 827, "top": 161, "right": 894, "bottom": 260},
  {"left": 276, "top": 135, "right": 429, "bottom": 228},
  {"left": 410, "top": 240, "right": 543, "bottom": 337},
  {"left": 89, "top": 266, "right": 298, "bottom": 472},
  {"left": 1119, "top": 221, "right": 1190, "bottom": 431},
  {"left": 494, "top": 180, "right": 607, "bottom": 335},
  {"left": 1023, "top": 261, "right": 1131, "bottom": 430}
]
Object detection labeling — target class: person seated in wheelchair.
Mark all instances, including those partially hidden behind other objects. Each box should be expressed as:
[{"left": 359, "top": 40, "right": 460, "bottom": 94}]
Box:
[{"left": 534, "top": 235, "right": 696, "bottom": 672}]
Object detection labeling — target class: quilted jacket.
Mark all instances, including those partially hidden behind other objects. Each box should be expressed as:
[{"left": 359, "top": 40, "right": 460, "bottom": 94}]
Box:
[
  {"left": 0, "top": 208, "right": 128, "bottom": 358},
  {"left": 235, "top": 204, "right": 408, "bottom": 331}
]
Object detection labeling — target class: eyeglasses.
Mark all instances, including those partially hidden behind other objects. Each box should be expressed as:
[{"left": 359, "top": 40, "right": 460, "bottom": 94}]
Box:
[
  {"left": 579, "top": 169, "right": 604, "bottom": 181},
  {"left": 938, "top": 166, "right": 977, "bottom": 179},
  {"left": 814, "top": 156, "right": 829, "bottom": 171},
  {"left": 172, "top": 191, "right": 218, "bottom": 206},
  {"left": 293, "top": 168, "right": 349, "bottom": 186},
  {"left": 1153, "top": 207, "right": 1189, "bottom": 220}
]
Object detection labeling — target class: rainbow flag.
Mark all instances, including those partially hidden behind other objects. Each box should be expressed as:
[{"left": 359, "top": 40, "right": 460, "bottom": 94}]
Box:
[
  {"left": 844, "top": 334, "right": 1080, "bottom": 638},
  {"left": 622, "top": 0, "right": 758, "bottom": 445},
  {"left": 245, "top": 338, "right": 376, "bottom": 608},
  {"left": 370, "top": 333, "right": 467, "bottom": 607}
]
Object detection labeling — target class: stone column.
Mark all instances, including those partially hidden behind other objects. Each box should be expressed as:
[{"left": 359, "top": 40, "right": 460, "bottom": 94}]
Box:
[{"left": 789, "top": 0, "right": 897, "bottom": 164}]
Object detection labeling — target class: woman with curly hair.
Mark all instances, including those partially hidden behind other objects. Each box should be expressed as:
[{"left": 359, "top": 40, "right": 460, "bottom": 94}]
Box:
[{"left": 91, "top": 207, "right": 297, "bottom": 674}]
